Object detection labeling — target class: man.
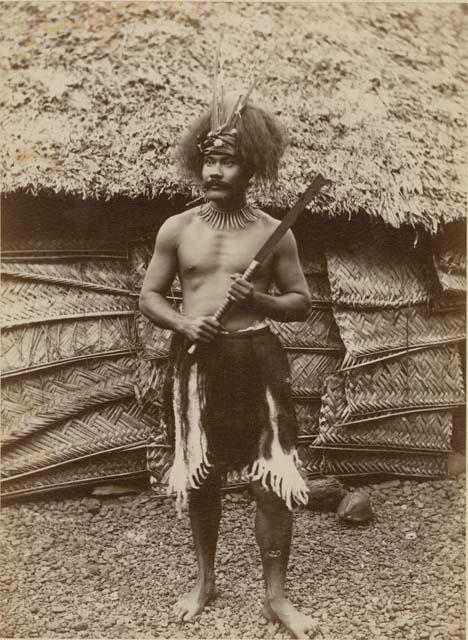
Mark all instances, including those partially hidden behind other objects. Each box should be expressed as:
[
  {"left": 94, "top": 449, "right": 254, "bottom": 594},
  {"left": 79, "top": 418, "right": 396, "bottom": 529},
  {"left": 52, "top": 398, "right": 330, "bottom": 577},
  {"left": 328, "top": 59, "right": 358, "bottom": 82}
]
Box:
[{"left": 139, "top": 95, "right": 315, "bottom": 639}]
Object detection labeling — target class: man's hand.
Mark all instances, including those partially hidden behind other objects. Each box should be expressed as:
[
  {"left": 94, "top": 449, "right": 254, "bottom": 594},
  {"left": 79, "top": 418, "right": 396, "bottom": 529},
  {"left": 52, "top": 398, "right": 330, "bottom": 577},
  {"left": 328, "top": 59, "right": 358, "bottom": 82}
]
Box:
[
  {"left": 182, "top": 316, "right": 222, "bottom": 343},
  {"left": 227, "top": 273, "right": 254, "bottom": 307}
]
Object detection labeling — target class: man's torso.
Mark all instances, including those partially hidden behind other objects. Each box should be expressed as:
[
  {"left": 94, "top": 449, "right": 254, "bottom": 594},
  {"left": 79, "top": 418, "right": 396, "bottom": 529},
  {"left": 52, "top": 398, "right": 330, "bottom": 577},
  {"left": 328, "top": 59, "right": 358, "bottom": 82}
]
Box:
[{"left": 176, "top": 207, "right": 278, "bottom": 330}]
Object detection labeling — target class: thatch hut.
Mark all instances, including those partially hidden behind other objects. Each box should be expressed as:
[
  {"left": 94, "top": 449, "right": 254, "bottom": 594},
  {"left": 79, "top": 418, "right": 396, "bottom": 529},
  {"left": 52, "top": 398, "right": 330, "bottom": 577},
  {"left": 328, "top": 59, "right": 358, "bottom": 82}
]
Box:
[{"left": 1, "top": 2, "right": 466, "bottom": 500}]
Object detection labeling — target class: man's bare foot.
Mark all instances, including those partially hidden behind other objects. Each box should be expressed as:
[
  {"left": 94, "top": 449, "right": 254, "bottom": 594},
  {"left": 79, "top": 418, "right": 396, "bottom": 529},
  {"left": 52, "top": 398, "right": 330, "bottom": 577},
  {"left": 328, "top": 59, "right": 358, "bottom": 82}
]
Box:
[
  {"left": 173, "top": 579, "right": 216, "bottom": 622},
  {"left": 262, "top": 597, "right": 318, "bottom": 639}
]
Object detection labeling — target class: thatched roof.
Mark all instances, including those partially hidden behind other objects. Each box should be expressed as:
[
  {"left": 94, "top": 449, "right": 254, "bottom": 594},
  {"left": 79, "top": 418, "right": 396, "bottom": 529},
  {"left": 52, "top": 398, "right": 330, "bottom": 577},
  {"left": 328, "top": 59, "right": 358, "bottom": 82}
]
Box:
[{"left": 1, "top": 2, "right": 466, "bottom": 232}]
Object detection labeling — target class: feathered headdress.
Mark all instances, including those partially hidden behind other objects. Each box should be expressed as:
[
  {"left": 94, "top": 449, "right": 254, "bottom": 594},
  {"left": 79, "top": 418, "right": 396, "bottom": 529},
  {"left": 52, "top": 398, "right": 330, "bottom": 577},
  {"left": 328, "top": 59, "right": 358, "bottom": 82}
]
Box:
[
  {"left": 198, "top": 36, "right": 259, "bottom": 158},
  {"left": 176, "top": 37, "right": 288, "bottom": 189}
]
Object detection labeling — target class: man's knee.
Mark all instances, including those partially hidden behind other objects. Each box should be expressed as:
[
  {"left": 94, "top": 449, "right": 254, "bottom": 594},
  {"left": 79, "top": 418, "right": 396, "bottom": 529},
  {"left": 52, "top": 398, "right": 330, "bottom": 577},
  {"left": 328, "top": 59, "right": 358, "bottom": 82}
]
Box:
[{"left": 250, "top": 481, "right": 289, "bottom": 514}]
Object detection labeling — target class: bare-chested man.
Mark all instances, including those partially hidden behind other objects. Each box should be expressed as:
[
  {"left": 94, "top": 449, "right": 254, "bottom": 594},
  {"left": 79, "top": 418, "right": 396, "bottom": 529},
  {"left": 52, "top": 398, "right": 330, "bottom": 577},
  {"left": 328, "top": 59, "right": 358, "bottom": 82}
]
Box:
[{"left": 139, "top": 96, "right": 316, "bottom": 639}]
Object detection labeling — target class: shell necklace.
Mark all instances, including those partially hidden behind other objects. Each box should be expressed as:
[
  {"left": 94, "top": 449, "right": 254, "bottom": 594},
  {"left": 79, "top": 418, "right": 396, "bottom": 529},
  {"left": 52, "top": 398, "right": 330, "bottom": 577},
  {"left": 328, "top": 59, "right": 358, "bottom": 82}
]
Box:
[{"left": 197, "top": 202, "right": 259, "bottom": 231}]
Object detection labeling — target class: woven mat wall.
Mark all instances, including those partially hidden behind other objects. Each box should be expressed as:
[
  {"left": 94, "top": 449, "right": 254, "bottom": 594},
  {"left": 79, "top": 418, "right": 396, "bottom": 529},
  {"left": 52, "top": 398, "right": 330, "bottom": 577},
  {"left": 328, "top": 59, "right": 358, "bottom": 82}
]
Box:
[
  {"left": 432, "top": 221, "right": 466, "bottom": 296},
  {"left": 345, "top": 345, "right": 464, "bottom": 417},
  {"left": 333, "top": 305, "right": 466, "bottom": 358},
  {"left": 2, "top": 218, "right": 465, "bottom": 498},
  {"left": 317, "top": 222, "right": 465, "bottom": 478},
  {"left": 319, "top": 450, "right": 448, "bottom": 478},
  {"left": 269, "top": 308, "right": 342, "bottom": 349},
  {"left": 1, "top": 240, "right": 144, "bottom": 498},
  {"left": 1, "top": 447, "right": 150, "bottom": 499},
  {"left": 317, "top": 374, "right": 453, "bottom": 452},
  {"left": 1, "top": 260, "right": 138, "bottom": 377},
  {"left": 1, "top": 260, "right": 135, "bottom": 294},
  {"left": 325, "top": 227, "right": 435, "bottom": 308}
]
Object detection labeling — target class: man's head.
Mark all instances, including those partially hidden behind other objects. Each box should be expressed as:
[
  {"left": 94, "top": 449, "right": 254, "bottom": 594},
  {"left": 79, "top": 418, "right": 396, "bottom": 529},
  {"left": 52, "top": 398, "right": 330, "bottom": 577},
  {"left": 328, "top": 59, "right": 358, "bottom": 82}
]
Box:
[
  {"left": 201, "top": 152, "right": 250, "bottom": 206},
  {"left": 176, "top": 95, "right": 289, "bottom": 194}
]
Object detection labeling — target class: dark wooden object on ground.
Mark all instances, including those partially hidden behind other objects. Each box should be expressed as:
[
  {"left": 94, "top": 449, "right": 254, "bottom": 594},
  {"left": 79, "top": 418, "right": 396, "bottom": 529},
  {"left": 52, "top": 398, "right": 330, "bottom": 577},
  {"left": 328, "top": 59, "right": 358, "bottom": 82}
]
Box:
[{"left": 304, "top": 476, "right": 347, "bottom": 512}]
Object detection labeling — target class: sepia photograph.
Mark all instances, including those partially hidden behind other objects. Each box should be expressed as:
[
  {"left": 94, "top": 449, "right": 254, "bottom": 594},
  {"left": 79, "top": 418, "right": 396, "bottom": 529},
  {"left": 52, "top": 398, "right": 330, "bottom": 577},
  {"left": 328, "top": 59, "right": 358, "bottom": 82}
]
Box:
[{"left": 0, "top": 2, "right": 466, "bottom": 639}]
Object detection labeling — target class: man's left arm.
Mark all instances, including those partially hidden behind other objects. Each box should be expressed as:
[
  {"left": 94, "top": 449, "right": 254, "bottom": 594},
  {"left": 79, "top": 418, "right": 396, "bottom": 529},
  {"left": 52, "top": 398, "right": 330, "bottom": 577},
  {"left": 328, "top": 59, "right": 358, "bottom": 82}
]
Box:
[{"left": 228, "top": 229, "right": 311, "bottom": 322}]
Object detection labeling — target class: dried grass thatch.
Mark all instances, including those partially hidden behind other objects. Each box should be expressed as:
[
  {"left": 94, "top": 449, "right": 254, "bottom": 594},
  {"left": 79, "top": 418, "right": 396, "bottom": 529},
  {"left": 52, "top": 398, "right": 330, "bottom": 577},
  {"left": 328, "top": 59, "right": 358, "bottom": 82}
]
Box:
[{"left": 1, "top": 2, "right": 466, "bottom": 231}]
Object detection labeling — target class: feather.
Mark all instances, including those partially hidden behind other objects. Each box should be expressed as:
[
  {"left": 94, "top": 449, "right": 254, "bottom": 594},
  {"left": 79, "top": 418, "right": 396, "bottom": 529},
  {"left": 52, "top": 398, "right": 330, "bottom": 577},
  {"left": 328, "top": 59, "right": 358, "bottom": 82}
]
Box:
[{"left": 210, "top": 33, "right": 223, "bottom": 131}]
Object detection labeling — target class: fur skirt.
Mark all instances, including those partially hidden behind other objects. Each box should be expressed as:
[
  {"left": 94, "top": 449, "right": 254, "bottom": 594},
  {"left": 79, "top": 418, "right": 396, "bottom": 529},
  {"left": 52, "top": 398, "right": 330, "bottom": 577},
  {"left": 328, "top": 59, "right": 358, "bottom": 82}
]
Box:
[{"left": 154, "top": 325, "right": 308, "bottom": 514}]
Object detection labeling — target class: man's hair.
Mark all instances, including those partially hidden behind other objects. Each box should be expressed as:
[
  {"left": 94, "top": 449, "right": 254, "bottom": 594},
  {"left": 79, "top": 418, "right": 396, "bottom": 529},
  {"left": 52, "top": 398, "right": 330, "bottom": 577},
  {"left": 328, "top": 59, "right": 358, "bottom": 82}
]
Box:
[{"left": 175, "top": 96, "right": 289, "bottom": 189}]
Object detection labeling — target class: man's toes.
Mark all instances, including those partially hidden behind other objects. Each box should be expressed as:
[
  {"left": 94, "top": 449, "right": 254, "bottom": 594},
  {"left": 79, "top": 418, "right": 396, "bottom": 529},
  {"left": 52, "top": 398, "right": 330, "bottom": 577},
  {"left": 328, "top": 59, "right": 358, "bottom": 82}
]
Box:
[
  {"left": 305, "top": 618, "right": 319, "bottom": 635},
  {"left": 183, "top": 611, "right": 196, "bottom": 622},
  {"left": 173, "top": 605, "right": 184, "bottom": 621}
]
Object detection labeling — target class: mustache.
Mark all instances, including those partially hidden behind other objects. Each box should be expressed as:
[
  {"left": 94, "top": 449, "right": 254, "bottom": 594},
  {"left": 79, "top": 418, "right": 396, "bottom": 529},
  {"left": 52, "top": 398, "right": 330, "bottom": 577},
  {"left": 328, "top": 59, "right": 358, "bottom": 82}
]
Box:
[{"left": 204, "top": 180, "right": 230, "bottom": 189}]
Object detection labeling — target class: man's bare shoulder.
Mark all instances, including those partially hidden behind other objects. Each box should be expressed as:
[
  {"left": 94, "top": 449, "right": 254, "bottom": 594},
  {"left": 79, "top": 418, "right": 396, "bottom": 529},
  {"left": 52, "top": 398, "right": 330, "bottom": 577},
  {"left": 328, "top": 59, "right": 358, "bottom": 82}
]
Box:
[
  {"left": 253, "top": 208, "right": 297, "bottom": 252},
  {"left": 161, "top": 207, "right": 200, "bottom": 230},
  {"left": 156, "top": 207, "right": 200, "bottom": 245},
  {"left": 254, "top": 208, "right": 281, "bottom": 229}
]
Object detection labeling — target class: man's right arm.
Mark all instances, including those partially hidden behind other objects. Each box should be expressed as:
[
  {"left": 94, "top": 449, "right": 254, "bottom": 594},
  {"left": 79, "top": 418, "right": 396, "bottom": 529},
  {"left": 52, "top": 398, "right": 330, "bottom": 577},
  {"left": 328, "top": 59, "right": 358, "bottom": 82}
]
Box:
[{"left": 139, "top": 216, "right": 221, "bottom": 343}]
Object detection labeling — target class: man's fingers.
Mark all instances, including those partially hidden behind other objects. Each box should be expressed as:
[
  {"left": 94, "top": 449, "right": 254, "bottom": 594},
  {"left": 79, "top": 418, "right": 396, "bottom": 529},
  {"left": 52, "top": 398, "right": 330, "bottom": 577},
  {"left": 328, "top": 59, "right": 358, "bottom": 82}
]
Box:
[
  {"left": 229, "top": 281, "right": 253, "bottom": 302},
  {"left": 231, "top": 281, "right": 249, "bottom": 293},
  {"left": 198, "top": 329, "right": 216, "bottom": 341},
  {"left": 203, "top": 317, "right": 221, "bottom": 330}
]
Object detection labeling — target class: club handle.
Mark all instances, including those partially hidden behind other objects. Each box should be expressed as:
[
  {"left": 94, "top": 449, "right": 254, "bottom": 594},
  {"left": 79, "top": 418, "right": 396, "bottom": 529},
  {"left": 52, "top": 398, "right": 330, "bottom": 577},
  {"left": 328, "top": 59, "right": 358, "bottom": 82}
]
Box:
[{"left": 187, "top": 260, "right": 262, "bottom": 355}]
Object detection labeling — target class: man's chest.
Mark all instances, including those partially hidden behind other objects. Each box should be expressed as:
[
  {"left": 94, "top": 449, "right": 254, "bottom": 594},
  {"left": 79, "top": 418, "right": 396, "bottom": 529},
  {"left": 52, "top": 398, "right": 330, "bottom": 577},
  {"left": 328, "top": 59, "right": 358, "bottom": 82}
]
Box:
[{"left": 178, "top": 226, "right": 270, "bottom": 277}]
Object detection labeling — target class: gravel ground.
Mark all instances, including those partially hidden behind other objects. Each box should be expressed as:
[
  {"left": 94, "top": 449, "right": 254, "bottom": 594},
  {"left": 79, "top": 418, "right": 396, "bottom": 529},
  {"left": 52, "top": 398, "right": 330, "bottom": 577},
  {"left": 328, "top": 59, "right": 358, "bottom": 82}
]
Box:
[{"left": 0, "top": 476, "right": 465, "bottom": 640}]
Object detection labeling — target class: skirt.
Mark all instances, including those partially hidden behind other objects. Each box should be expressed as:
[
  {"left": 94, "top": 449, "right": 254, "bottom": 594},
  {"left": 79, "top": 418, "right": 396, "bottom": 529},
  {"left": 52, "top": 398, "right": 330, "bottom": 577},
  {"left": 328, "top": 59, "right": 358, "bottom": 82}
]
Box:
[{"left": 153, "top": 325, "right": 308, "bottom": 514}]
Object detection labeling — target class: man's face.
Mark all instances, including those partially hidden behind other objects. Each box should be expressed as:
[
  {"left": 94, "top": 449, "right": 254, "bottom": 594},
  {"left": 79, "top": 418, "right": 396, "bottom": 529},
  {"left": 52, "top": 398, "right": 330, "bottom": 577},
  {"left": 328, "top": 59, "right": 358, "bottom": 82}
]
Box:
[{"left": 201, "top": 154, "right": 250, "bottom": 205}]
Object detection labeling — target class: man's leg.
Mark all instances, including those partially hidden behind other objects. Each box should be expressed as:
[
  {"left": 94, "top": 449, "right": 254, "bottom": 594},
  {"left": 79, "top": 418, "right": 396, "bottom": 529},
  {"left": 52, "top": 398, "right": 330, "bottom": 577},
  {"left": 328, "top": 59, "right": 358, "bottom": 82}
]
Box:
[
  {"left": 173, "top": 469, "right": 222, "bottom": 621},
  {"left": 251, "top": 481, "right": 316, "bottom": 639}
]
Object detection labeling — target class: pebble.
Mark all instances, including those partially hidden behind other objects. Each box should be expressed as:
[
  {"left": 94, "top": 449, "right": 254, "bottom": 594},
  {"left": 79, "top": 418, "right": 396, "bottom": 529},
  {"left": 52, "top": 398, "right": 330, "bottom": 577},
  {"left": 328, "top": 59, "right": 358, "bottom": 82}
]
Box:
[
  {"left": 82, "top": 498, "right": 101, "bottom": 515},
  {"left": 1, "top": 477, "right": 465, "bottom": 639}
]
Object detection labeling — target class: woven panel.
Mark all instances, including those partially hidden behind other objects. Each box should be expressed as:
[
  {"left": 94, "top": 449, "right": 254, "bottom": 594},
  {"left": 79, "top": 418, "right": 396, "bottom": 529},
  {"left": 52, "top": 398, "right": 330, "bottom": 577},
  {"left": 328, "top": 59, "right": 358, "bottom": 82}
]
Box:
[
  {"left": 297, "top": 233, "right": 328, "bottom": 276},
  {"left": 345, "top": 346, "right": 465, "bottom": 417},
  {"left": 296, "top": 444, "right": 323, "bottom": 476},
  {"left": 1, "top": 316, "right": 136, "bottom": 376},
  {"left": 269, "top": 272, "right": 331, "bottom": 306},
  {"left": 1, "top": 232, "right": 126, "bottom": 254},
  {"left": 128, "top": 239, "right": 154, "bottom": 289},
  {"left": 2, "top": 375, "right": 136, "bottom": 447},
  {"left": 432, "top": 222, "right": 466, "bottom": 296},
  {"left": 134, "top": 358, "right": 168, "bottom": 411},
  {"left": 1, "top": 355, "right": 138, "bottom": 435},
  {"left": 320, "top": 450, "right": 447, "bottom": 478},
  {"left": 306, "top": 273, "right": 332, "bottom": 304},
  {"left": 1, "top": 447, "right": 149, "bottom": 497},
  {"left": 2, "top": 397, "right": 158, "bottom": 478},
  {"left": 269, "top": 308, "right": 343, "bottom": 349},
  {"left": 129, "top": 239, "right": 181, "bottom": 294},
  {"left": 326, "top": 229, "right": 433, "bottom": 308},
  {"left": 433, "top": 268, "right": 466, "bottom": 297},
  {"left": 318, "top": 374, "right": 453, "bottom": 451},
  {"left": 1, "top": 279, "right": 135, "bottom": 328},
  {"left": 1, "top": 260, "right": 135, "bottom": 294},
  {"left": 295, "top": 401, "right": 321, "bottom": 436},
  {"left": 333, "top": 305, "right": 466, "bottom": 357},
  {"left": 136, "top": 312, "right": 174, "bottom": 358},
  {"left": 288, "top": 351, "right": 342, "bottom": 397}
]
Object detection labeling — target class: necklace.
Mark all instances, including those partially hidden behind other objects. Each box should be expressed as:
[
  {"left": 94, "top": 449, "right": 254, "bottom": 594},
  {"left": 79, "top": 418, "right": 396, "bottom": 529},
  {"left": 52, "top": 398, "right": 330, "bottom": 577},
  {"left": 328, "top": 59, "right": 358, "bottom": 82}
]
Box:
[{"left": 197, "top": 202, "right": 259, "bottom": 231}]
